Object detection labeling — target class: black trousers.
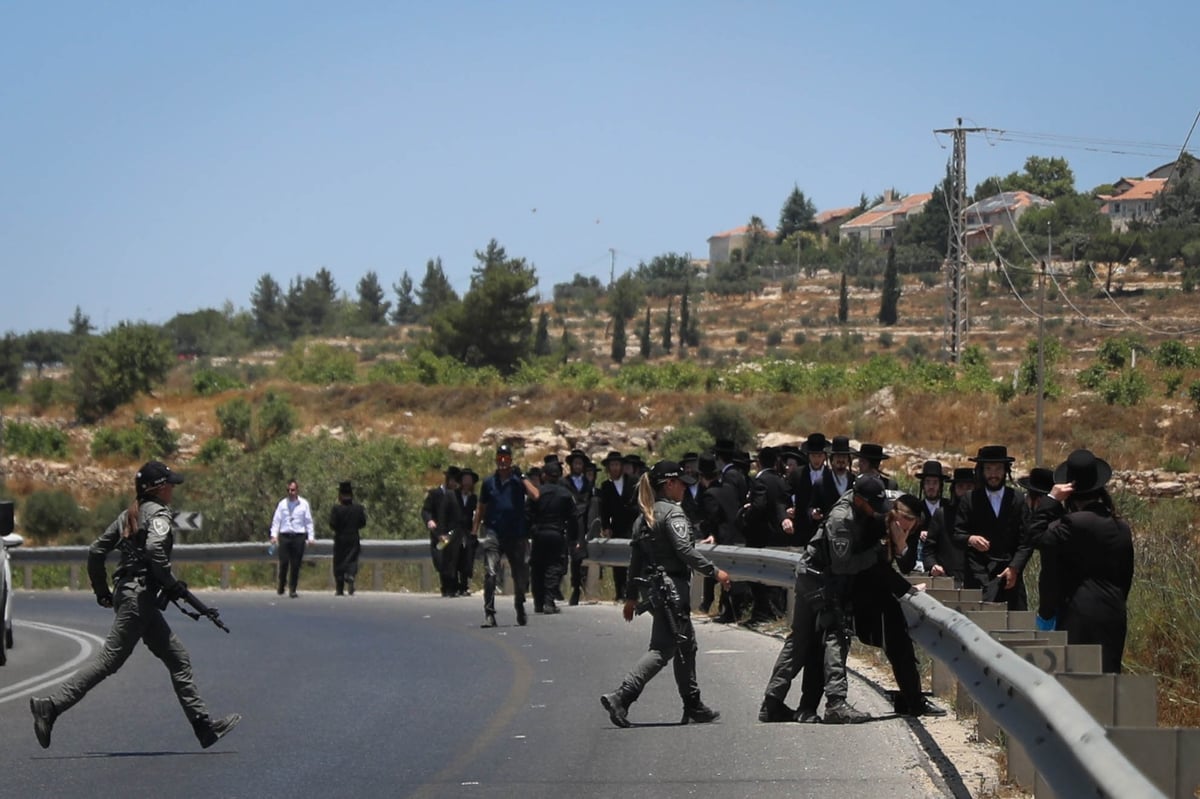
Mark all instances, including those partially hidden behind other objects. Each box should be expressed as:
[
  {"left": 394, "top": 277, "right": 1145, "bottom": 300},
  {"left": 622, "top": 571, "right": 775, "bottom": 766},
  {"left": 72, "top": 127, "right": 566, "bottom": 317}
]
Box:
[
  {"left": 853, "top": 583, "right": 923, "bottom": 710},
  {"left": 277, "top": 534, "right": 307, "bottom": 594},
  {"left": 333, "top": 536, "right": 361, "bottom": 593},
  {"left": 530, "top": 530, "right": 567, "bottom": 609}
]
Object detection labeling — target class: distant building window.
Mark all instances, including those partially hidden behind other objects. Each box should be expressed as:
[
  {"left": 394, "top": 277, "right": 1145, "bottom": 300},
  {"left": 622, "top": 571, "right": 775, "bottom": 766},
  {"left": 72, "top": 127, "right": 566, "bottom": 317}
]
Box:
[{"left": 1112, "top": 203, "right": 1121, "bottom": 215}]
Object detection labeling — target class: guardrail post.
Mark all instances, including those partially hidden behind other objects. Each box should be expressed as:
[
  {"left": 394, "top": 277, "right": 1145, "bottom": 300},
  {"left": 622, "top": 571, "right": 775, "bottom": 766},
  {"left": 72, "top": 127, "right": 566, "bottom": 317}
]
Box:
[
  {"left": 24, "top": 564, "right": 33, "bottom": 590},
  {"left": 220, "top": 563, "right": 231, "bottom": 589},
  {"left": 419, "top": 561, "right": 432, "bottom": 593},
  {"left": 373, "top": 562, "right": 384, "bottom": 592},
  {"left": 69, "top": 564, "right": 80, "bottom": 590}
]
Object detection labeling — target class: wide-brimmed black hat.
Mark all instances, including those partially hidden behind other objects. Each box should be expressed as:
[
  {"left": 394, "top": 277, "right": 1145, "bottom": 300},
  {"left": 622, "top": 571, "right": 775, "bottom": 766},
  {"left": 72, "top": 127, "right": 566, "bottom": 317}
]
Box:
[
  {"left": 567, "top": 449, "right": 589, "bottom": 466},
  {"left": 756, "top": 447, "right": 778, "bottom": 468},
  {"left": 1017, "top": 468, "right": 1055, "bottom": 495},
  {"left": 733, "top": 450, "right": 752, "bottom": 468},
  {"left": 779, "top": 445, "right": 804, "bottom": 463},
  {"left": 543, "top": 453, "right": 562, "bottom": 465},
  {"left": 697, "top": 453, "right": 719, "bottom": 478},
  {"left": 542, "top": 461, "right": 563, "bottom": 478},
  {"left": 625, "top": 454, "right": 646, "bottom": 468},
  {"left": 970, "top": 445, "right": 1015, "bottom": 464},
  {"left": 443, "top": 466, "right": 463, "bottom": 481},
  {"left": 829, "top": 435, "right": 856, "bottom": 456},
  {"left": 338, "top": 480, "right": 354, "bottom": 496},
  {"left": 913, "top": 460, "right": 947, "bottom": 481},
  {"left": 679, "top": 451, "right": 699, "bottom": 466},
  {"left": 1053, "top": 449, "right": 1113, "bottom": 493},
  {"left": 460, "top": 468, "right": 479, "bottom": 481},
  {"left": 601, "top": 450, "right": 625, "bottom": 466},
  {"left": 801, "top": 432, "right": 830, "bottom": 454},
  {"left": 649, "top": 460, "right": 697, "bottom": 486},
  {"left": 857, "top": 443, "right": 889, "bottom": 461},
  {"left": 950, "top": 467, "right": 976, "bottom": 484},
  {"left": 712, "top": 438, "right": 738, "bottom": 457}
]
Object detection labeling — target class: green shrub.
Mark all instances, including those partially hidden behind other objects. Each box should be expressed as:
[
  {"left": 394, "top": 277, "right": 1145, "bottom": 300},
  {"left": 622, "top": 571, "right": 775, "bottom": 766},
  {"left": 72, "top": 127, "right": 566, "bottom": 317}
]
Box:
[
  {"left": 21, "top": 490, "right": 83, "bottom": 543},
  {"left": 192, "top": 368, "right": 246, "bottom": 396},
  {"left": 508, "top": 360, "right": 550, "bottom": 387},
  {"left": 1162, "top": 454, "right": 1190, "bottom": 473},
  {"left": 196, "top": 437, "right": 235, "bottom": 464},
  {"left": 136, "top": 412, "right": 178, "bottom": 457},
  {"left": 1100, "top": 369, "right": 1149, "bottom": 407},
  {"left": 695, "top": 401, "right": 755, "bottom": 451},
  {"left": 91, "top": 425, "right": 150, "bottom": 459},
  {"left": 878, "top": 331, "right": 894, "bottom": 348},
  {"left": 257, "top": 391, "right": 297, "bottom": 445},
  {"left": 366, "top": 359, "right": 418, "bottom": 385},
  {"left": 765, "top": 330, "right": 783, "bottom": 347},
  {"left": 734, "top": 330, "right": 750, "bottom": 345},
  {"left": 1097, "top": 336, "right": 1145, "bottom": 370},
  {"left": 557, "top": 361, "right": 605, "bottom": 391},
  {"left": 1186, "top": 381, "right": 1200, "bottom": 411},
  {"left": 1155, "top": 340, "right": 1195, "bottom": 369},
  {"left": 1164, "top": 372, "right": 1184, "bottom": 398},
  {"left": 657, "top": 425, "right": 713, "bottom": 461},
  {"left": 2, "top": 420, "right": 69, "bottom": 458},
  {"left": 27, "top": 378, "right": 65, "bottom": 415},
  {"left": 791, "top": 332, "right": 806, "bottom": 346},
  {"left": 277, "top": 341, "right": 358, "bottom": 384},
  {"left": 1077, "top": 364, "right": 1108, "bottom": 391},
  {"left": 216, "top": 397, "right": 253, "bottom": 444}
]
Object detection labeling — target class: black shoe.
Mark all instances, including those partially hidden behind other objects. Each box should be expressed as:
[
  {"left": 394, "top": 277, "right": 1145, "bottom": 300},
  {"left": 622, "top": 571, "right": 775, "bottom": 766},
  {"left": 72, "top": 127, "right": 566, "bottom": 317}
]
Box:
[
  {"left": 568, "top": 588, "right": 580, "bottom": 606},
  {"left": 543, "top": 604, "right": 561, "bottom": 615},
  {"left": 600, "top": 693, "right": 630, "bottom": 728},
  {"left": 516, "top": 605, "right": 527, "bottom": 626},
  {"left": 713, "top": 611, "right": 737, "bottom": 624},
  {"left": 289, "top": 591, "right": 298, "bottom": 599},
  {"left": 534, "top": 605, "right": 544, "bottom": 614},
  {"left": 823, "top": 699, "right": 871, "bottom": 725},
  {"left": 335, "top": 590, "right": 344, "bottom": 596},
  {"left": 30, "top": 697, "right": 56, "bottom": 749},
  {"left": 698, "top": 601, "right": 712, "bottom": 614},
  {"left": 198, "top": 713, "right": 242, "bottom": 749},
  {"left": 347, "top": 582, "right": 355, "bottom": 596},
  {"left": 758, "top": 696, "right": 794, "bottom": 723},
  {"left": 480, "top": 614, "right": 497, "bottom": 628},
  {"left": 681, "top": 701, "right": 720, "bottom": 724},
  {"left": 277, "top": 587, "right": 285, "bottom": 596},
  {"left": 901, "top": 698, "right": 948, "bottom": 718},
  {"left": 794, "top": 708, "right": 822, "bottom": 724}
]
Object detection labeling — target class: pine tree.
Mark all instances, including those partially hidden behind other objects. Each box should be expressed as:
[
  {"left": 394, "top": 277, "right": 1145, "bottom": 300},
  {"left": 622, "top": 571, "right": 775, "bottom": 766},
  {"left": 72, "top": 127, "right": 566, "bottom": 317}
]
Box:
[
  {"left": 534, "top": 310, "right": 551, "bottom": 356},
  {"left": 679, "top": 283, "right": 690, "bottom": 351},
  {"left": 838, "top": 273, "right": 849, "bottom": 324},
  {"left": 878, "top": 246, "right": 901, "bottom": 325},
  {"left": 250, "top": 273, "right": 286, "bottom": 344},
  {"left": 661, "top": 296, "right": 673, "bottom": 352},
  {"left": 390, "top": 271, "right": 419, "bottom": 324},
  {"left": 68, "top": 306, "right": 94, "bottom": 337},
  {"left": 611, "top": 314, "right": 627, "bottom": 363},
  {"left": 640, "top": 306, "right": 651, "bottom": 359},
  {"left": 416, "top": 257, "right": 459, "bottom": 321},
  {"left": 356, "top": 270, "right": 391, "bottom": 325}
]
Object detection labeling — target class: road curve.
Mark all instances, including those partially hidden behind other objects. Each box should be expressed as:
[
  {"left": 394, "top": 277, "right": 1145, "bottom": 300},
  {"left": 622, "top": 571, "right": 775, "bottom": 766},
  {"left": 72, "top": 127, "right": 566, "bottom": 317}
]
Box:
[{"left": 1, "top": 591, "right": 955, "bottom": 799}]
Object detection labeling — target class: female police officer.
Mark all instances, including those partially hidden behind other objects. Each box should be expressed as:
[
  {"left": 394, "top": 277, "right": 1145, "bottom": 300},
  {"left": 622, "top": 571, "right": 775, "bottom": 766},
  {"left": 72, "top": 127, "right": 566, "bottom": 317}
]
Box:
[
  {"left": 600, "top": 460, "right": 732, "bottom": 727},
  {"left": 30, "top": 461, "right": 240, "bottom": 749}
]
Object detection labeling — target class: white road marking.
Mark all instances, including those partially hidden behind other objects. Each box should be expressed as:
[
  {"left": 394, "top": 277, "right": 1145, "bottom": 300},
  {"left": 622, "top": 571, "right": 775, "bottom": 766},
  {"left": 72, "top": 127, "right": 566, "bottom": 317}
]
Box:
[{"left": 0, "top": 620, "right": 104, "bottom": 704}]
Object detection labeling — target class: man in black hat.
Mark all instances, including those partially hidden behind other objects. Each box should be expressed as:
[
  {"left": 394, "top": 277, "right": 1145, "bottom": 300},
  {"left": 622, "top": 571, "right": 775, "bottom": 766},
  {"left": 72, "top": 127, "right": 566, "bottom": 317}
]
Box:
[
  {"left": 598, "top": 451, "right": 638, "bottom": 601},
  {"left": 529, "top": 461, "right": 576, "bottom": 614},
  {"left": 1018, "top": 468, "right": 1059, "bottom": 630},
  {"left": 563, "top": 449, "right": 594, "bottom": 606},
  {"left": 813, "top": 436, "right": 856, "bottom": 522},
  {"left": 908, "top": 460, "right": 949, "bottom": 576},
  {"left": 474, "top": 445, "right": 541, "bottom": 627},
  {"left": 330, "top": 480, "right": 367, "bottom": 596},
  {"left": 712, "top": 439, "right": 748, "bottom": 505},
  {"left": 456, "top": 468, "right": 480, "bottom": 596},
  {"left": 923, "top": 467, "right": 973, "bottom": 585},
  {"left": 423, "top": 467, "right": 466, "bottom": 598},
  {"left": 696, "top": 453, "right": 746, "bottom": 622},
  {"left": 954, "top": 446, "right": 1032, "bottom": 609},
  {"left": 678, "top": 452, "right": 703, "bottom": 531},
  {"left": 747, "top": 447, "right": 791, "bottom": 623},
  {"left": 790, "top": 433, "right": 831, "bottom": 547},
  {"left": 855, "top": 443, "right": 898, "bottom": 490}
]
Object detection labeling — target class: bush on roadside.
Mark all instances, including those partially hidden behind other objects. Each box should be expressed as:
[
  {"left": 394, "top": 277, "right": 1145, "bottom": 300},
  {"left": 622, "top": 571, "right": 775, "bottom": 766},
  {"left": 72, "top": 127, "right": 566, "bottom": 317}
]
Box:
[
  {"left": 21, "top": 490, "right": 83, "bottom": 543},
  {"left": 2, "top": 420, "right": 69, "bottom": 459}
]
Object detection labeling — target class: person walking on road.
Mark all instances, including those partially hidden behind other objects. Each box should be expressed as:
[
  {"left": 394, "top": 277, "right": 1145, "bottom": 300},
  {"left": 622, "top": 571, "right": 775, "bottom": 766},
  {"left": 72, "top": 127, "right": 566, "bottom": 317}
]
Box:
[
  {"left": 600, "top": 460, "right": 732, "bottom": 728},
  {"left": 270, "top": 478, "right": 315, "bottom": 598},
  {"left": 330, "top": 480, "right": 367, "bottom": 596},
  {"left": 30, "top": 461, "right": 240, "bottom": 750}
]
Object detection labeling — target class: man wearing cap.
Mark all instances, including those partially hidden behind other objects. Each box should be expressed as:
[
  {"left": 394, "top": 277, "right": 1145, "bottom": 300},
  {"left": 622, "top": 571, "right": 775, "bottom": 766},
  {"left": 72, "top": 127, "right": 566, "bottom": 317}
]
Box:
[
  {"left": 423, "top": 467, "right": 466, "bottom": 598},
  {"left": 1028, "top": 450, "right": 1133, "bottom": 673},
  {"left": 563, "top": 449, "right": 595, "bottom": 606},
  {"left": 270, "top": 479, "right": 315, "bottom": 598},
  {"left": 1017, "top": 468, "right": 1059, "bottom": 630},
  {"left": 600, "top": 461, "right": 732, "bottom": 728},
  {"left": 599, "top": 451, "right": 638, "bottom": 602},
  {"left": 30, "top": 461, "right": 240, "bottom": 750},
  {"left": 475, "top": 445, "right": 541, "bottom": 627},
  {"left": 923, "top": 467, "right": 974, "bottom": 585},
  {"left": 761, "top": 474, "right": 907, "bottom": 724},
  {"left": 529, "top": 461, "right": 576, "bottom": 614},
  {"left": 954, "top": 445, "right": 1033, "bottom": 609},
  {"left": 330, "top": 480, "right": 367, "bottom": 596}
]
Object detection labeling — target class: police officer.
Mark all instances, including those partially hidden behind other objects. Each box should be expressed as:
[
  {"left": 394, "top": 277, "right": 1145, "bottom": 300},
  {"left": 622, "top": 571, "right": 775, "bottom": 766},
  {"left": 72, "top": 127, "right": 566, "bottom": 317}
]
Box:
[
  {"left": 529, "top": 461, "right": 576, "bottom": 614},
  {"left": 30, "top": 461, "right": 240, "bottom": 749},
  {"left": 600, "top": 461, "right": 732, "bottom": 728}
]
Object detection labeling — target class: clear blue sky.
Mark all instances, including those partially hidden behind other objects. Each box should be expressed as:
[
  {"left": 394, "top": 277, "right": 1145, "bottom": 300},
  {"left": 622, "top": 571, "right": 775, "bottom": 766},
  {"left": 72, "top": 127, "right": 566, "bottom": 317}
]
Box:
[{"left": 3, "top": 1, "right": 1197, "bottom": 334}]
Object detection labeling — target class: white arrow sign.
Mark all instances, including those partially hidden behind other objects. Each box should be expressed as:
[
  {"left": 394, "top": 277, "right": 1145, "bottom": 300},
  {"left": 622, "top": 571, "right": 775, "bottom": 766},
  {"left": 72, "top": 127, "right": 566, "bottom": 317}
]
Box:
[{"left": 173, "top": 511, "right": 203, "bottom": 531}]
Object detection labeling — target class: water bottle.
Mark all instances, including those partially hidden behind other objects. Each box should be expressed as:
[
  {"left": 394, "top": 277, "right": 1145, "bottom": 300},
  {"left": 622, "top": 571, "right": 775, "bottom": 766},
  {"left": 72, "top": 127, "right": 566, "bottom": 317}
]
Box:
[{"left": 268, "top": 541, "right": 277, "bottom": 557}]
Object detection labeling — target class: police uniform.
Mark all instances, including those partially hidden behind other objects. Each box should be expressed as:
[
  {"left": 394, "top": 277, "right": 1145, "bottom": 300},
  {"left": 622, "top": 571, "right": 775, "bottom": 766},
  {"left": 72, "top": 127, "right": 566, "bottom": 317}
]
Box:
[
  {"left": 602, "top": 492, "right": 720, "bottom": 724},
  {"left": 30, "top": 462, "right": 239, "bottom": 749},
  {"left": 528, "top": 473, "right": 576, "bottom": 613}
]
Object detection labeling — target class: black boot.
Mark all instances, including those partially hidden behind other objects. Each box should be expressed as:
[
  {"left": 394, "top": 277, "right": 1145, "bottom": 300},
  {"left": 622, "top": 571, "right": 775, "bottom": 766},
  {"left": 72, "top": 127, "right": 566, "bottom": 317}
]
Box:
[
  {"left": 758, "top": 695, "right": 794, "bottom": 723},
  {"left": 569, "top": 587, "right": 580, "bottom": 606},
  {"left": 600, "top": 692, "right": 630, "bottom": 728},
  {"left": 681, "top": 696, "right": 720, "bottom": 724},
  {"left": 30, "top": 697, "right": 56, "bottom": 749},
  {"left": 196, "top": 713, "right": 242, "bottom": 749}
]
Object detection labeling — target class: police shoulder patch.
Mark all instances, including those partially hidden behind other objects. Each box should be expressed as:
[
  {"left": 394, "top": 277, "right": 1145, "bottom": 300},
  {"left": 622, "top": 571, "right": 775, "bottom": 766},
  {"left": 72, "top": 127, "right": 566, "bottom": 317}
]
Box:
[
  {"left": 831, "top": 537, "right": 850, "bottom": 558},
  {"left": 670, "top": 519, "right": 691, "bottom": 539},
  {"left": 150, "top": 516, "right": 172, "bottom": 535}
]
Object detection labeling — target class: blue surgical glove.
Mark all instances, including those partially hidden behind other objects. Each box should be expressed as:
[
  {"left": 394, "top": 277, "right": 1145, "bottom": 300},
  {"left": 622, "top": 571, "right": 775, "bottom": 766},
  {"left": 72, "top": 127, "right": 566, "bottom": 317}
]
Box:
[{"left": 1035, "top": 614, "right": 1057, "bottom": 631}]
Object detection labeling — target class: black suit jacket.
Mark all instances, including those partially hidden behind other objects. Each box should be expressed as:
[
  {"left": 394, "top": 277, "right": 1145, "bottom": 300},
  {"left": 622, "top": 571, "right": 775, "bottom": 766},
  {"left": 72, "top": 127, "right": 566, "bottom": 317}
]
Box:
[
  {"left": 421, "top": 486, "right": 463, "bottom": 547},
  {"left": 923, "top": 501, "right": 966, "bottom": 582},
  {"left": 699, "top": 478, "right": 743, "bottom": 546},
  {"left": 953, "top": 485, "right": 1032, "bottom": 600},
  {"left": 598, "top": 477, "right": 639, "bottom": 539},
  {"left": 750, "top": 468, "right": 792, "bottom": 547}
]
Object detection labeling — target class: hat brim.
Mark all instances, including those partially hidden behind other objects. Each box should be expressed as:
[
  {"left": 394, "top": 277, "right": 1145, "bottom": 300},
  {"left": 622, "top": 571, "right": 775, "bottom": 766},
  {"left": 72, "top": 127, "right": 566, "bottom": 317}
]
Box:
[
  {"left": 1016, "top": 477, "right": 1050, "bottom": 495},
  {"left": 1052, "top": 458, "right": 1112, "bottom": 493},
  {"left": 969, "top": 455, "right": 1015, "bottom": 463}
]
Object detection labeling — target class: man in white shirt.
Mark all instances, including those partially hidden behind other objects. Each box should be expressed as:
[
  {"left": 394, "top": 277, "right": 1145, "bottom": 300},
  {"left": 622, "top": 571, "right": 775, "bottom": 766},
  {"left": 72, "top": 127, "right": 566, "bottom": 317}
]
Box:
[{"left": 270, "top": 479, "right": 315, "bottom": 598}]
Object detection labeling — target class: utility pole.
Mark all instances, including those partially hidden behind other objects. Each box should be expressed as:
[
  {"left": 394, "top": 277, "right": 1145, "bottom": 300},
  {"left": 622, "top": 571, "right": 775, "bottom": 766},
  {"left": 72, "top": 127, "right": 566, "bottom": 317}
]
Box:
[
  {"left": 608, "top": 247, "right": 616, "bottom": 288},
  {"left": 1036, "top": 254, "right": 1046, "bottom": 466},
  {"left": 934, "top": 118, "right": 989, "bottom": 363}
]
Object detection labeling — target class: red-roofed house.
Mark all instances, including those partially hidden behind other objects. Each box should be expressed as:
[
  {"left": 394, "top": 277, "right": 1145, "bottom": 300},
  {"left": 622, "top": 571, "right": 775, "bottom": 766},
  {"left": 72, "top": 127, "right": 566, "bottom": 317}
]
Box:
[
  {"left": 1100, "top": 178, "right": 1167, "bottom": 231},
  {"left": 814, "top": 206, "right": 858, "bottom": 240},
  {"left": 839, "top": 191, "right": 933, "bottom": 245},
  {"left": 706, "top": 224, "right": 775, "bottom": 265},
  {"left": 963, "top": 190, "right": 1052, "bottom": 250}
]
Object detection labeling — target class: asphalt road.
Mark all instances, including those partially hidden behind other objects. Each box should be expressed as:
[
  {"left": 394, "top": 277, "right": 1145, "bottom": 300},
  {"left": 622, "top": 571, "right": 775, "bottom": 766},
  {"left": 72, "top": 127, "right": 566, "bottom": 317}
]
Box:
[{"left": 1, "top": 591, "right": 956, "bottom": 799}]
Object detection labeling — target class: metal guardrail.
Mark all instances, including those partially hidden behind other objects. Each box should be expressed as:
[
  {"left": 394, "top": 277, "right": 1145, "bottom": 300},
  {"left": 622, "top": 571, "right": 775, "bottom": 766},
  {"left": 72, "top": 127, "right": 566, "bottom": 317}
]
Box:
[
  {"left": 14, "top": 538, "right": 1168, "bottom": 797},
  {"left": 585, "top": 538, "right": 1166, "bottom": 799}
]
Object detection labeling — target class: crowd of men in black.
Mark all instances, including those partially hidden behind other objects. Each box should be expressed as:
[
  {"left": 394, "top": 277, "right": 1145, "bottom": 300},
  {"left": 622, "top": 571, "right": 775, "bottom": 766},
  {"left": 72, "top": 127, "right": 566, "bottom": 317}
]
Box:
[{"left": 423, "top": 433, "right": 1134, "bottom": 725}]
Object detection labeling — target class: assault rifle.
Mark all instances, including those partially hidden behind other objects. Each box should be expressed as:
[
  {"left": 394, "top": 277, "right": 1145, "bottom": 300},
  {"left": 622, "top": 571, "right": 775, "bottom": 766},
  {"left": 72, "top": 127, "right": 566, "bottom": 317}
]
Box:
[
  {"left": 632, "top": 565, "right": 690, "bottom": 661},
  {"left": 155, "top": 584, "right": 231, "bottom": 634}
]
